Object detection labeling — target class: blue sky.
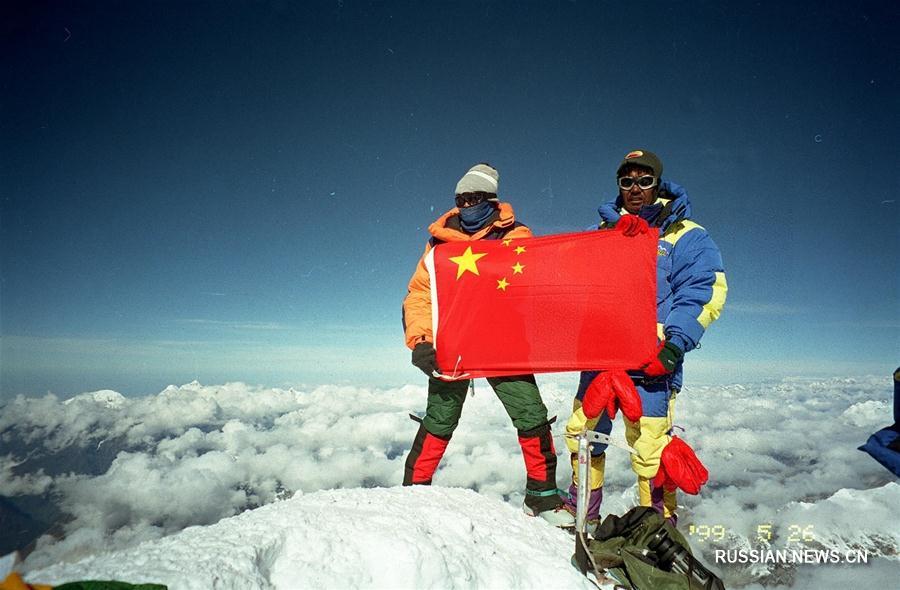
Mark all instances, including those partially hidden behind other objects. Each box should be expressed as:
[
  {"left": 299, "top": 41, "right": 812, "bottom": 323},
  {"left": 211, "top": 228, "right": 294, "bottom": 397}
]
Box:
[{"left": 1, "top": 1, "right": 897, "bottom": 397}]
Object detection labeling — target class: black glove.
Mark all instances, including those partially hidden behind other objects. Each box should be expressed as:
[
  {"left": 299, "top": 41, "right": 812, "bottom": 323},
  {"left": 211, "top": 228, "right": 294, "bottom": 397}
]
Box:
[
  {"left": 640, "top": 341, "right": 684, "bottom": 377},
  {"left": 411, "top": 342, "right": 438, "bottom": 377}
]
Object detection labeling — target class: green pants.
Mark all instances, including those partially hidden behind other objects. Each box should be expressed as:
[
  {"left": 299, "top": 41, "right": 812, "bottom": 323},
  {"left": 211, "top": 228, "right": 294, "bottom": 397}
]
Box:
[{"left": 422, "top": 374, "right": 549, "bottom": 437}]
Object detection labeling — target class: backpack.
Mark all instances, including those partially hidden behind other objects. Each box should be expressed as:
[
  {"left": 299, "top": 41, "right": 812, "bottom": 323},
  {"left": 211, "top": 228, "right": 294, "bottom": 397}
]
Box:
[{"left": 573, "top": 507, "right": 725, "bottom": 590}]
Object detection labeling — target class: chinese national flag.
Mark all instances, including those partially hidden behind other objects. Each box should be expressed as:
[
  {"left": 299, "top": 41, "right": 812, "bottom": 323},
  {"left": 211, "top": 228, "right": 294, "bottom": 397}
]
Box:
[{"left": 425, "top": 230, "right": 658, "bottom": 378}]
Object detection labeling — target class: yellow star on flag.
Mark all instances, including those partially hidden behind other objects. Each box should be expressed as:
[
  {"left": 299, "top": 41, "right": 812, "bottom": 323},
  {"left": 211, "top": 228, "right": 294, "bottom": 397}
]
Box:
[
  {"left": 449, "top": 246, "right": 487, "bottom": 279},
  {"left": 512, "top": 262, "right": 525, "bottom": 274},
  {"left": 502, "top": 238, "right": 513, "bottom": 246},
  {"left": 515, "top": 246, "right": 526, "bottom": 255},
  {"left": 496, "top": 277, "right": 509, "bottom": 291}
]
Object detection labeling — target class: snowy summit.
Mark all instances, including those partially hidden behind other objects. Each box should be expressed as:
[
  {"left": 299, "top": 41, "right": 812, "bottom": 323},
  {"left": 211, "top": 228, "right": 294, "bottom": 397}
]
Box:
[{"left": 26, "top": 487, "right": 596, "bottom": 590}]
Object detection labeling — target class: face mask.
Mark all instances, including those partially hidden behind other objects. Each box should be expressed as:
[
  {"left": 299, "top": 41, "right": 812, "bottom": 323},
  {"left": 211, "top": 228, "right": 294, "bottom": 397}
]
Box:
[
  {"left": 638, "top": 201, "right": 664, "bottom": 225},
  {"left": 458, "top": 200, "right": 496, "bottom": 232}
]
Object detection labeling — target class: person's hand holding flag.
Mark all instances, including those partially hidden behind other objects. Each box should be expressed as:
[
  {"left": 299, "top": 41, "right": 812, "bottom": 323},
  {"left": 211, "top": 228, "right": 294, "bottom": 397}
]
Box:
[
  {"left": 411, "top": 341, "right": 439, "bottom": 377},
  {"left": 615, "top": 214, "right": 650, "bottom": 237}
]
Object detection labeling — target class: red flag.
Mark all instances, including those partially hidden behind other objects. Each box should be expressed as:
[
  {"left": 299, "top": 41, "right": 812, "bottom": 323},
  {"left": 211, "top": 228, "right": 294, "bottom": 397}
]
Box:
[{"left": 426, "top": 230, "right": 658, "bottom": 378}]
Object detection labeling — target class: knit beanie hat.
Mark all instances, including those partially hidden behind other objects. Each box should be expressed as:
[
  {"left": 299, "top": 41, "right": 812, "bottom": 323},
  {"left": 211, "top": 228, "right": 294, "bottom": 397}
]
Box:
[
  {"left": 455, "top": 163, "right": 499, "bottom": 198},
  {"left": 616, "top": 149, "right": 663, "bottom": 179}
]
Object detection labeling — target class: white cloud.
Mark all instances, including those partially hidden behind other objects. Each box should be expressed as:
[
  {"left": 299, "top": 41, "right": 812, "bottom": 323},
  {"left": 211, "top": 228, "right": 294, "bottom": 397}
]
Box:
[
  {"left": 0, "top": 455, "right": 53, "bottom": 496},
  {"left": 3, "top": 373, "right": 897, "bottom": 588}
]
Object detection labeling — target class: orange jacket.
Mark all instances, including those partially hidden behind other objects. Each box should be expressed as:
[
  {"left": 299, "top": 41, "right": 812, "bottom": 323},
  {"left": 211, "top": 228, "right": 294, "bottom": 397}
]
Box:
[
  {"left": 1, "top": 572, "right": 52, "bottom": 590},
  {"left": 402, "top": 203, "right": 532, "bottom": 350}
]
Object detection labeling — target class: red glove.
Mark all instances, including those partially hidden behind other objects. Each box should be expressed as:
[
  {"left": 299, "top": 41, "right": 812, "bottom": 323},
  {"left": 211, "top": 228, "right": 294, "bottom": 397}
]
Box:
[
  {"left": 640, "top": 341, "right": 684, "bottom": 377},
  {"left": 653, "top": 436, "right": 709, "bottom": 495},
  {"left": 582, "top": 370, "right": 642, "bottom": 421},
  {"left": 616, "top": 215, "right": 650, "bottom": 237}
]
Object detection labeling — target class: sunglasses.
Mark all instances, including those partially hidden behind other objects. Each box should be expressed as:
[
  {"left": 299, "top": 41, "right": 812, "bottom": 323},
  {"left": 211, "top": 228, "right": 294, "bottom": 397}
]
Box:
[
  {"left": 618, "top": 175, "right": 658, "bottom": 190},
  {"left": 455, "top": 193, "right": 488, "bottom": 208}
]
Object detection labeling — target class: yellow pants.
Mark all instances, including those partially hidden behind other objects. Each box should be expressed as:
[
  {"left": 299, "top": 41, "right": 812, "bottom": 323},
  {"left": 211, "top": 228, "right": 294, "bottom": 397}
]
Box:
[{"left": 565, "top": 392, "right": 678, "bottom": 518}]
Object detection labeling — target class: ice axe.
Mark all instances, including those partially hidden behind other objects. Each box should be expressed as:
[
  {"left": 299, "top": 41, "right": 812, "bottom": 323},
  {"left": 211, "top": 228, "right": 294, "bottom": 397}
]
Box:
[
  {"left": 570, "top": 425, "right": 636, "bottom": 585},
  {"left": 565, "top": 427, "right": 637, "bottom": 534}
]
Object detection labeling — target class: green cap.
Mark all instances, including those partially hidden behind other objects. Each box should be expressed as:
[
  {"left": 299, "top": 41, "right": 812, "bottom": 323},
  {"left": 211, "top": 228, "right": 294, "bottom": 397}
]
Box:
[{"left": 616, "top": 149, "right": 663, "bottom": 179}]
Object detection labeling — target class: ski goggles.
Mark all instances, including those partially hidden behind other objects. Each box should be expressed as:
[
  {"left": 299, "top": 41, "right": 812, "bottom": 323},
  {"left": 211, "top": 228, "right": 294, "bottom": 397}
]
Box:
[
  {"left": 617, "top": 175, "right": 658, "bottom": 190},
  {"left": 455, "top": 192, "right": 489, "bottom": 208}
]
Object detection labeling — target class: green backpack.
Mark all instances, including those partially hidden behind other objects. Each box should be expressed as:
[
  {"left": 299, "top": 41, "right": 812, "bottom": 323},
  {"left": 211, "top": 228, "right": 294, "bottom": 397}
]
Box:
[{"left": 573, "top": 507, "right": 725, "bottom": 590}]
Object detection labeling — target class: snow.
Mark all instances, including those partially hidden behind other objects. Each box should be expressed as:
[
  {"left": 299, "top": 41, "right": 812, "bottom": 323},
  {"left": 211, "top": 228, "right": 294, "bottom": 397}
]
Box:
[
  {"left": 2, "top": 373, "right": 899, "bottom": 588},
  {"left": 26, "top": 487, "right": 597, "bottom": 590},
  {"left": 63, "top": 389, "right": 128, "bottom": 409}
]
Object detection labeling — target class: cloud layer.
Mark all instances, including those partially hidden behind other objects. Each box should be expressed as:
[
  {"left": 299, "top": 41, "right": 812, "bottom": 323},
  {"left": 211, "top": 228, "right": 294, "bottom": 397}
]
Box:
[{"left": 2, "top": 374, "right": 897, "bottom": 587}]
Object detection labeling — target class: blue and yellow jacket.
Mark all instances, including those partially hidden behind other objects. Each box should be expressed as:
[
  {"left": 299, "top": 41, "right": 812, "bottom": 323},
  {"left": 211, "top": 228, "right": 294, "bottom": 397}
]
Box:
[{"left": 596, "top": 180, "right": 727, "bottom": 391}]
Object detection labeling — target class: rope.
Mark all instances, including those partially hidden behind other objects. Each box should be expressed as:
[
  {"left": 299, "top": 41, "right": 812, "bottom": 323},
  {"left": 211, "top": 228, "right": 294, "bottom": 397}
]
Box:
[{"left": 577, "top": 531, "right": 619, "bottom": 589}]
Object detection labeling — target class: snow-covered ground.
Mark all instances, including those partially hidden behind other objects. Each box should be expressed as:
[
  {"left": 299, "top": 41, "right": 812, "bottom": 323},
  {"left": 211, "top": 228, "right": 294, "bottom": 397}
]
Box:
[
  {"left": 2, "top": 374, "right": 898, "bottom": 588},
  {"left": 23, "top": 486, "right": 598, "bottom": 589}
]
